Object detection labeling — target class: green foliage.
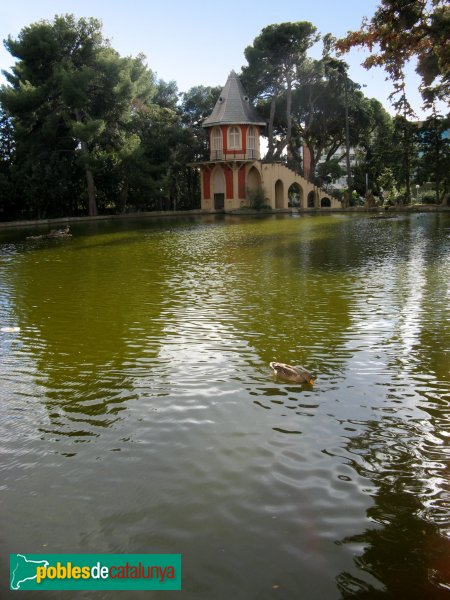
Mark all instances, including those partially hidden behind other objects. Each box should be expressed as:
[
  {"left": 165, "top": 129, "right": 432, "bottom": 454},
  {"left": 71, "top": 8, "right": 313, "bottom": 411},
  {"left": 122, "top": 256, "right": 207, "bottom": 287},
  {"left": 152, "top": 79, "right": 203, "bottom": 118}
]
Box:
[
  {"left": 317, "top": 159, "right": 345, "bottom": 185},
  {"left": 181, "top": 86, "right": 221, "bottom": 127},
  {"left": 336, "top": 0, "right": 449, "bottom": 111},
  {"left": 349, "top": 189, "right": 364, "bottom": 206},
  {"left": 0, "top": 106, "right": 14, "bottom": 163},
  {"left": 246, "top": 187, "right": 270, "bottom": 210},
  {"left": 415, "top": 115, "right": 450, "bottom": 203},
  {"left": 295, "top": 58, "right": 375, "bottom": 187},
  {"left": 0, "top": 13, "right": 199, "bottom": 218},
  {"left": 242, "top": 32, "right": 382, "bottom": 192},
  {"left": 391, "top": 116, "right": 419, "bottom": 202},
  {"left": 1, "top": 14, "right": 446, "bottom": 221},
  {"left": 420, "top": 191, "right": 438, "bottom": 204},
  {"left": 180, "top": 85, "right": 221, "bottom": 162},
  {"left": 153, "top": 80, "right": 179, "bottom": 110},
  {"left": 379, "top": 167, "right": 402, "bottom": 204},
  {"left": 0, "top": 106, "right": 17, "bottom": 219},
  {"left": 242, "top": 22, "right": 319, "bottom": 160},
  {"left": 1, "top": 15, "right": 111, "bottom": 216},
  {"left": 354, "top": 99, "right": 395, "bottom": 196}
]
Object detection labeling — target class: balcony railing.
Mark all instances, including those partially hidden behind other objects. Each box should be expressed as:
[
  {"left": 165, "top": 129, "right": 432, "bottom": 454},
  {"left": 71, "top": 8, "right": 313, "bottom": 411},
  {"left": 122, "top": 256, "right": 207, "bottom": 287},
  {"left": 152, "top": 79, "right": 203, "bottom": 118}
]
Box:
[{"left": 210, "top": 150, "right": 259, "bottom": 161}]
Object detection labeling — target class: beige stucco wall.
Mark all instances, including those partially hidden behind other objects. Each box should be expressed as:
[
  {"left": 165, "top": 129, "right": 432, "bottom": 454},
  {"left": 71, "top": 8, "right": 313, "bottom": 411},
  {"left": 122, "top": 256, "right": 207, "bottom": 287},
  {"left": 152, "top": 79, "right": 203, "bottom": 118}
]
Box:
[
  {"left": 259, "top": 162, "right": 341, "bottom": 209},
  {"left": 200, "top": 160, "right": 341, "bottom": 211}
]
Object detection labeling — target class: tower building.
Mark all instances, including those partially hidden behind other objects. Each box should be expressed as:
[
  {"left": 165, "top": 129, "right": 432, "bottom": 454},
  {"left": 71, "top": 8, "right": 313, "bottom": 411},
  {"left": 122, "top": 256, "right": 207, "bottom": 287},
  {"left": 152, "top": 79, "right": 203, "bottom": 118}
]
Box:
[{"left": 193, "top": 71, "right": 339, "bottom": 211}]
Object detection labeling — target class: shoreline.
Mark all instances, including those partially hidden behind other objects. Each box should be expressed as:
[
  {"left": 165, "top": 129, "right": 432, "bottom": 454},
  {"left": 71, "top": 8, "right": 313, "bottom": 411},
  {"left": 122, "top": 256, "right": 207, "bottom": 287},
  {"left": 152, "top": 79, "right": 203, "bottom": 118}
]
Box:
[{"left": 0, "top": 204, "right": 449, "bottom": 230}]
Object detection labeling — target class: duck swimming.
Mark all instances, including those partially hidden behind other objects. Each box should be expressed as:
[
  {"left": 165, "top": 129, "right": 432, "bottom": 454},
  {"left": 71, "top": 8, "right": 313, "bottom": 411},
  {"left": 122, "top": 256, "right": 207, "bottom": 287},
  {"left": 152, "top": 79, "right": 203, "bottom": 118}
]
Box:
[
  {"left": 27, "top": 226, "right": 71, "bottom": 240},
  {"left": 270, "top": 362, "right": 314, "bottom": 384}
]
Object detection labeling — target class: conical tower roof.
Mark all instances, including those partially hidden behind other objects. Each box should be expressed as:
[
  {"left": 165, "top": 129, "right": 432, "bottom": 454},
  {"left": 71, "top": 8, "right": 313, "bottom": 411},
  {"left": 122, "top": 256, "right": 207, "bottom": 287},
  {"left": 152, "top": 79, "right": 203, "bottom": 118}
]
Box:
[{"left": 202, "top": 71, "right": 266, "bottom": 128}]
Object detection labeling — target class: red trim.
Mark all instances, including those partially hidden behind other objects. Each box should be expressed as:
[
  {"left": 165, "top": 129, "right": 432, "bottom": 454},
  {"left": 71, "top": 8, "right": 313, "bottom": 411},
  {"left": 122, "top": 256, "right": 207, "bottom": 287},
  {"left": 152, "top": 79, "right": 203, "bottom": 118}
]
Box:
[
  {"left": 207, "top": 124, "right": 262, "bottom": 161},
  {"left": 203, "top": 169, "right": 211, "bottom": 199},
  {"left": 303, "top": 145, "right": 312, "bottom": 179},
  {"left": 223, "top": 165, "right": 234, "bottom": 199},
  {"left": 238, "top": 168, "right": 246, "bottom": 198},
  {"left": 221, "top": 125, "right": 228, "bottom": 152},
  {"left": 240, "top": 125, "right": 248, "bottom": 153}
]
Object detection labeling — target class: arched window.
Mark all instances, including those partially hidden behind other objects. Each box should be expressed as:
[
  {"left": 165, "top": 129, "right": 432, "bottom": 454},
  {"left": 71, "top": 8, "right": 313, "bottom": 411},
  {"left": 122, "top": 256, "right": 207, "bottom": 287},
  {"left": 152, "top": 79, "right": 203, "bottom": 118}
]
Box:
[
  {"left": 228, "top": 126, "right": 241, "bottom": 150},
  {"left": 212, "top": 127, "right": 222, "bottom": 159},
  {"left": 247, "top": 126, "right": 257, "bottom": 157}
]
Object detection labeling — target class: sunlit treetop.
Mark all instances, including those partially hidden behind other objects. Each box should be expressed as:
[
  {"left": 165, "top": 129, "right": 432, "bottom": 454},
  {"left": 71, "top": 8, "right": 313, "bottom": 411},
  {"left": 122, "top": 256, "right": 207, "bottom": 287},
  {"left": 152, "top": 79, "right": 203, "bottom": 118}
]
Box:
[{"left": 336, "top": 0, "right": 450, "bottom": 113}]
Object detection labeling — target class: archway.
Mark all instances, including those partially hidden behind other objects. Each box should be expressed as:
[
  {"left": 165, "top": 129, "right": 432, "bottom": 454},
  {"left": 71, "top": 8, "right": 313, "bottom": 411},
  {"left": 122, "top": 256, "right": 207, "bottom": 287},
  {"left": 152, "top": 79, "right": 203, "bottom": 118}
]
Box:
[
  {"left": 247, "top": 166, "right": 261, "bottom": 194},
  {"left": 307, "top": 190, "right": 316, "bottom": 208},
  {"left": 212, "top": 167, "right": 225, "bottom": 210},
  {"left": 321, "top": 197, "right": 331, "bottom": 207},
  {"left": 275, "top": 179, "right": 284, "bottom": 209},
  {"left": 288, "top": 182, "right": 302, "bottom": 208}
]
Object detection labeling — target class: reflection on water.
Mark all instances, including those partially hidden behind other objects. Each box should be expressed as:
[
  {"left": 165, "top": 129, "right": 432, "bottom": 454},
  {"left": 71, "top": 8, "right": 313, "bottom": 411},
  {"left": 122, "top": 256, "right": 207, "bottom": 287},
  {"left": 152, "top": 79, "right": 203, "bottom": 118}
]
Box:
[
  {"left": 337, "top": 416, "right": 450, "bottom": 599},
  {"left": 0, "top": 213, "right": 449, "bottom": 599}
]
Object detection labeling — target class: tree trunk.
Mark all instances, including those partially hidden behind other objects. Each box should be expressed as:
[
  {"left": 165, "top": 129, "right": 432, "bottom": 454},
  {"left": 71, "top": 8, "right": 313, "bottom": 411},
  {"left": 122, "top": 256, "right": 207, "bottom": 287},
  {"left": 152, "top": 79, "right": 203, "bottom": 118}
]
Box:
[
  {"left": 85, "top": 161, "right": 97, "bottom": 216},
  {"left": 266, "top": 96, "right": 277, "bottom": 160},
  {"left": 74, "top": 108, "right": 98, "bottom": 216},
  {"left": 272, "top": 76, "right": 295, "bottom": 162},
  {"left": 119, "top": 173, "right": 129, "bottom": 213},
  {"left": 285, "top": 77, "right": 293, "bottom": 161},
  {"left": 401, "top": 102, "right": 411, "bottom": 205},
  {"left": 435, "top": 118, "right": 441, "bottom": 204},
  {"left": 307, "top": 146, "right": 317, "bottom": 185},
  {"left": 344, "top": 75, "right": 352, "bottom": 208}
]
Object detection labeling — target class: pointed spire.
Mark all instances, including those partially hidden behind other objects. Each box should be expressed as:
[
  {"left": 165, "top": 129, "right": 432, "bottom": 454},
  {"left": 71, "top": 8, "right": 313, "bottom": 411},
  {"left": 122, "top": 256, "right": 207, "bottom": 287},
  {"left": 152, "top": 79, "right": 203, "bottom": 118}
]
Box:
[{"left": 203, "top": 71, "right": 266, "bottom": 128}]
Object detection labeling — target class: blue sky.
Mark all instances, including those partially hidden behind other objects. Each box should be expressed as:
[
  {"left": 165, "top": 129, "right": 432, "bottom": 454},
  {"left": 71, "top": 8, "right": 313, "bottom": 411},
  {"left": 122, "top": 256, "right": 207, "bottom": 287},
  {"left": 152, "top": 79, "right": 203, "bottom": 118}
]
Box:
[{"left": 0, "top": 0, "right": 433, "bottom": 118}]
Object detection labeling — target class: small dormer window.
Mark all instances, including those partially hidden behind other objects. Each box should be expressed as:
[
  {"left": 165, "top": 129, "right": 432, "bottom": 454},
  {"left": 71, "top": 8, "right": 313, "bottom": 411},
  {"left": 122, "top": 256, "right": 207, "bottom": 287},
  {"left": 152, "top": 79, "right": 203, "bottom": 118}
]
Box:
[
  {"left": 228, "top": 126, "right": 241, "bottom": 149},
  {"left": 219, "top": 96, "right": 224, "bottom": 102}
]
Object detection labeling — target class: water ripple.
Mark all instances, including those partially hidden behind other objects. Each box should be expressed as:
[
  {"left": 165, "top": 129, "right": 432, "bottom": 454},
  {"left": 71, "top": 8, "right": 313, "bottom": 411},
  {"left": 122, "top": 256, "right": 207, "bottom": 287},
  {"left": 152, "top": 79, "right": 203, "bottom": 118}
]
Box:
[{"left": 0, "top": 214, "right": 449, "bottom": 598}]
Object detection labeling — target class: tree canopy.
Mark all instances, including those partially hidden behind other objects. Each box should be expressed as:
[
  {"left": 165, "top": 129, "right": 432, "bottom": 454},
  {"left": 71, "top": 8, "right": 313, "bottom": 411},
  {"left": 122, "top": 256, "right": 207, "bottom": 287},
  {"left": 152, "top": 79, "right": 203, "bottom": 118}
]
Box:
[
  {"left": 242, "top": 22, "right": 319, "bottom": 160},
  {"left": 0, "top": 13, "right": 447, "bottom": 220},
  {"left": 0, "top": 14, "right": 205, "bottom": 219},
  {"left": 336, "top": 0, "right": 450, "bottom": 111}
]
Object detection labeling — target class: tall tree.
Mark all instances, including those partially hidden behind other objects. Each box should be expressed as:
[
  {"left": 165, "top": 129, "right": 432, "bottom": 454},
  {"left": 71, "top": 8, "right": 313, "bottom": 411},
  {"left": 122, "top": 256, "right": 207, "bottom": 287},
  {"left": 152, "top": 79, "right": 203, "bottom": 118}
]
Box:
[
  {"left": 354, "top": 98, "right": 396, "bottom": 197},
  {"left": 2, "top": 16, "right": 104, "bottom": 215},
  {"left": 125, "top": 104, "right": 179, "bottom": 210},
  {"left": 0, "top": 105, "right": 17, "bottom": 219},
  {"left": 242, "top": 22, "right": 319, "bottom": 160},
  {"left": 153, "top": 79, "right": 179, "bottom": 110},
  {"left": 1, "top": 14, "right": 154, "bottom": 217},
  {"left": 391, "top": 115, "right": 419, "bottom": 202},
  {"left": 336, "top": 0, "right": 450, "bottom": 111},
  {"left": 180, "top": 85, "right": 221, "bottom": 161},
  {"left": 0, "top": 105, "right": 14, "bottom": 164},
  {"left": 416, "top": 113, "right": 450, "bottom": 203},
  {"left": 173, "top": 85, "right": 223, "bottom": 208},
  {"left": 291, "top": 57, "right": 373, "bottom": 189}
]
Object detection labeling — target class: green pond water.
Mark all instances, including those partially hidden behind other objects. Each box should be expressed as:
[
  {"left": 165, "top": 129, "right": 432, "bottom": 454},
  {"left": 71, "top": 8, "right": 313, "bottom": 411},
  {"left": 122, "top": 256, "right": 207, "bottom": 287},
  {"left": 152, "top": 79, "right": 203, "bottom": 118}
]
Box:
[{"left": 0, "top": 213, "right": 449, "bottom": 599}]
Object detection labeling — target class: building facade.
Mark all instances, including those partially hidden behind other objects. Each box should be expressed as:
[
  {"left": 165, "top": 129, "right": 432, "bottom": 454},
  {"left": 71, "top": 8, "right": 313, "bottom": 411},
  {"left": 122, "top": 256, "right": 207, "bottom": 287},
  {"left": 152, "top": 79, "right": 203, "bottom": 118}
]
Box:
[{"left": 193, "top": 71, "right": 340, "bottom": 211}]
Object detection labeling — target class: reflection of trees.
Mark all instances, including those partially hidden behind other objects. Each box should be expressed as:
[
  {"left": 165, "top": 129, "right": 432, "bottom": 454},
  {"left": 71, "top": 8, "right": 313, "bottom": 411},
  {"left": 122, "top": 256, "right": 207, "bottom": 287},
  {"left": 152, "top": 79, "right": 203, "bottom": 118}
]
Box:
[
  {"left": 409, "top": 214, "right": 450, "bottom": 385},
  {"left": 11, "top": 226, "right": 169, "bottom": 439},
  {"left": 173, "top": 214, "right": 449, "bottom": 387},
  {"left": 214, "top": 216, "right": 356, "bottom": 375},
  {"left": 336, "top": 418, "right": 450, "bottom": 599}
]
